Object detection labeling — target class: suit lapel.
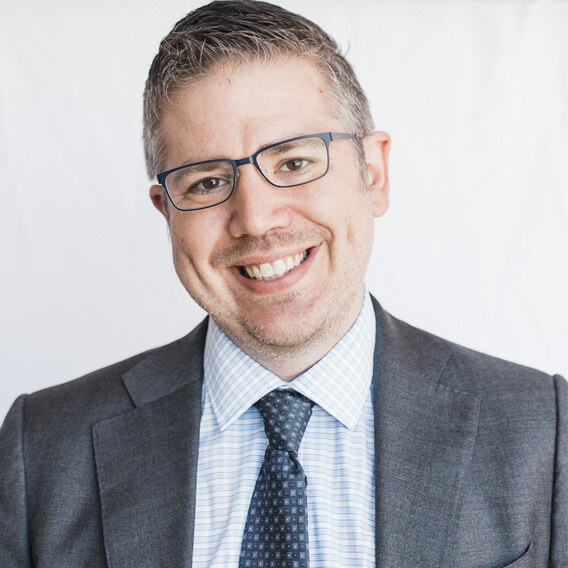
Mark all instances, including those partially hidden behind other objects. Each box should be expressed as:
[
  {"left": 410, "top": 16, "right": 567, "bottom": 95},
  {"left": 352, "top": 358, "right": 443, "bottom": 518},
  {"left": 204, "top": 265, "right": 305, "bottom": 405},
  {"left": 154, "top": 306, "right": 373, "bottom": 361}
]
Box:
[
  {"left": 93, "top": 320, "right": 207, "bottom": 568},
  {"left": 91, "top": 302, "right": 480, "bottom": 567},
  {"left": 371, "top": 299, "right": 481, "bottom": 568}
]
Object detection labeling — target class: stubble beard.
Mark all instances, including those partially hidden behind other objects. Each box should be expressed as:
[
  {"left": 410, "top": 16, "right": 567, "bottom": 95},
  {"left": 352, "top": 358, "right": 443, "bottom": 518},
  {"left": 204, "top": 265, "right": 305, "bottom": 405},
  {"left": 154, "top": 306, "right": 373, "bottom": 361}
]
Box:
[
  {"left": 204, "top": 265, "right": 365, "bottom": 370},
  {"left": 175, "top": 176, "right": 373, "bottom": 372}
]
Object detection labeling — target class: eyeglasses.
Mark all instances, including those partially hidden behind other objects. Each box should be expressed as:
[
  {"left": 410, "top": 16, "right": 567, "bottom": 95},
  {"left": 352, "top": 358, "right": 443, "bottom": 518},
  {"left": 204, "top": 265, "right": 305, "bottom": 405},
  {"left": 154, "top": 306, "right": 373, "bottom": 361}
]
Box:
[{"left": 156, "top": 132, "right": 357, "bottom": 211}]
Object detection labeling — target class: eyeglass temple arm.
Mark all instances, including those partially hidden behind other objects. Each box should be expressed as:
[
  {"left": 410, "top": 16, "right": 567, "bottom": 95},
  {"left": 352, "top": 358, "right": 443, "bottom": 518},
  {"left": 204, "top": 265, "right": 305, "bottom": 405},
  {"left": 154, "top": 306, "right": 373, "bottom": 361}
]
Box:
[{"left": 330, "top": 132, "right": 358, "bottom": 141}]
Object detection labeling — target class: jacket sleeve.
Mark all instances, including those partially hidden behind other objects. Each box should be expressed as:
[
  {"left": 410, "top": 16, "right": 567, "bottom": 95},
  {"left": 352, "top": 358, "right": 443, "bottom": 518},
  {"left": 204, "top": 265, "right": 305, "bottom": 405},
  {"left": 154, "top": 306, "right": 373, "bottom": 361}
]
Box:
[
  {"left": 550, "top": 374, "right": 567, "bottom": 567},
  {"left": 0, "top": 395, "right": 32, "bottom": 567}
]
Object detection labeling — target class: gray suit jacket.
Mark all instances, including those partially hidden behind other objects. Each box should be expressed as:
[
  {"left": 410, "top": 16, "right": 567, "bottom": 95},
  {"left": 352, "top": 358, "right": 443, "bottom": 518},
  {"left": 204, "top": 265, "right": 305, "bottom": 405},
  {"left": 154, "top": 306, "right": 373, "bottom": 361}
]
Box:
[{"left": 1, "top": 299, "right": 566, "bottom": 567}]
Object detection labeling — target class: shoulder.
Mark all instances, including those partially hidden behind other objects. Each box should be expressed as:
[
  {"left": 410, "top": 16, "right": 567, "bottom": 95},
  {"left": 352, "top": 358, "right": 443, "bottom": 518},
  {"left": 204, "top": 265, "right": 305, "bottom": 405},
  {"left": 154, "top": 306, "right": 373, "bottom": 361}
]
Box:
[
  {"left": 372, "top": 300, "right": 566, "bottom": 500},
  {"left": 372, "top": 297, "right": 564, "bottom": 408},
  {"left": 21, "top": 317, "right": 209, "bottom": 428}
]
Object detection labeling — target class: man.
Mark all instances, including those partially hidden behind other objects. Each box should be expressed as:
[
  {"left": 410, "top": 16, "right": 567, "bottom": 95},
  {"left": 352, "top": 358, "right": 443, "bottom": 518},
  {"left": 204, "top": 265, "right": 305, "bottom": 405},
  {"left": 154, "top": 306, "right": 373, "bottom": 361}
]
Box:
[{"left": 0, "top": 1, "right": 565, "bottom": 566}]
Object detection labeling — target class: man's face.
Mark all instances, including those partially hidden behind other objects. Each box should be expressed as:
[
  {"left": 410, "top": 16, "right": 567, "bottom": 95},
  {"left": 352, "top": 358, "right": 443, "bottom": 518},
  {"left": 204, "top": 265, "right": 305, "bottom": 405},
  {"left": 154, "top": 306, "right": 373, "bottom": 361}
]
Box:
[{"left": 151, "top": 57, "right": 389, "bottom": 372}]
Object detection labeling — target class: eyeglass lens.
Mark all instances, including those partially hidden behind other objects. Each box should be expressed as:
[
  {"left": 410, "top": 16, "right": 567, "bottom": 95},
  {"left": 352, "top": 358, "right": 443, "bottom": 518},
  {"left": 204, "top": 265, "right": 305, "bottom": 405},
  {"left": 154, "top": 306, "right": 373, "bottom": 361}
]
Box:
[{"left": 164, "top": 135, "right": 328, "bottom": 210}]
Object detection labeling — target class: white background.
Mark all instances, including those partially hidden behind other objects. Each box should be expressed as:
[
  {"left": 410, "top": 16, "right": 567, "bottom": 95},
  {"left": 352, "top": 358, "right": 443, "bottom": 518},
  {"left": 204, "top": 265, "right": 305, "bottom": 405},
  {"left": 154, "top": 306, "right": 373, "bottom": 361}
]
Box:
[{"left": 1, "top": 0, "right": 567, "bottom": 422}]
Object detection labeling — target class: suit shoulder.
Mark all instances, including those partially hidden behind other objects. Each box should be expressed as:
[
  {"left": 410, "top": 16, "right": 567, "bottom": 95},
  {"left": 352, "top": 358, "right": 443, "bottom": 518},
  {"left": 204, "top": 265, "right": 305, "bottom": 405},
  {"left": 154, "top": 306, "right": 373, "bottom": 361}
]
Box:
[
  {"left": 24, "top": 319, "right": 208, "bottom": 425},
  {"left": 26, "top": 345, "right": 151, "bottom": 409},
  {"left": 380, "top": 306, "right": 559, "bottom": 395},
  {"left": 438, "top": 332, "right": 556, "bottom": 394}
]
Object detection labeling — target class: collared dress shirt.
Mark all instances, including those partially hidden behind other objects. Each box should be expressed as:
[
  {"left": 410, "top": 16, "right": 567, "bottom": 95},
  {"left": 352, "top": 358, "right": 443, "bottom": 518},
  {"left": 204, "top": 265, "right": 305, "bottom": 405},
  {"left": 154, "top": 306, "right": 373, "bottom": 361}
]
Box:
[{"left": 192, "top": 292, "right": 377, "bottom": 567}]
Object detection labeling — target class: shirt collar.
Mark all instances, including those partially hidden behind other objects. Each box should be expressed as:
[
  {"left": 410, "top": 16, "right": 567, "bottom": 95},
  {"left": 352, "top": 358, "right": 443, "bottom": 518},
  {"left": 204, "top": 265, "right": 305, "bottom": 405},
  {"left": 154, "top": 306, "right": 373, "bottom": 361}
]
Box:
[{"left": 204, "top": 291, "right": 376, "bottom": 431}]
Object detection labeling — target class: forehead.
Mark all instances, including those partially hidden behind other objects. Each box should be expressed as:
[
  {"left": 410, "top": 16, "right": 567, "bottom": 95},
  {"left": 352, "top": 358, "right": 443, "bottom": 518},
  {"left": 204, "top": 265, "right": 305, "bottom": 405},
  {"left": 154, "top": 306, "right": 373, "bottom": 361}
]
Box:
[{"left": 159, "top": 57, "right": 341, "bottom": 168}]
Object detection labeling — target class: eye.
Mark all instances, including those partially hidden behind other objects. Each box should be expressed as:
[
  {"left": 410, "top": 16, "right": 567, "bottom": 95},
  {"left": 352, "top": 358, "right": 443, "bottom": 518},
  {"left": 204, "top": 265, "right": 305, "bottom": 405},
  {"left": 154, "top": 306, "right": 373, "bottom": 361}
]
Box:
[
  {"left": 188, "top": 177, "right": 230, "bottom": 194},
  {"left": 279, "top": 158, "right": 310, "bottom": 172}
]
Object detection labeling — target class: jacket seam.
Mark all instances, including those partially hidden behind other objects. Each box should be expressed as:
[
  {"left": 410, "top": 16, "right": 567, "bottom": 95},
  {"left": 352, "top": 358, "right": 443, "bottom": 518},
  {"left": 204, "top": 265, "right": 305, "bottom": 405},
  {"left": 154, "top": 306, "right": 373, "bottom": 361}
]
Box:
[
  {"left": 547, "top": 374, "right": 561, "bottom": 565},
  {"left": 20, "top": 395, "right": 32, "bottom": 563}
]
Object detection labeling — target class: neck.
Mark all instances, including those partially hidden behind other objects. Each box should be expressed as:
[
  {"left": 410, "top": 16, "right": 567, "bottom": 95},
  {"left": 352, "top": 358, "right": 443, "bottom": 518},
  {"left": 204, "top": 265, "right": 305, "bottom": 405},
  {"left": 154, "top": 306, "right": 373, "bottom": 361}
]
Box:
[{"left": 218, "top": 289, "right": 365, "bottom": 381}]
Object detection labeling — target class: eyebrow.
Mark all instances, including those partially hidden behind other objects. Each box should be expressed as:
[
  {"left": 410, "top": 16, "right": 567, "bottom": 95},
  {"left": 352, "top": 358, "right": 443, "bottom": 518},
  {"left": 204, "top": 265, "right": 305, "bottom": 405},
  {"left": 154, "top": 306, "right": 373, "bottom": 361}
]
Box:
[
  {"left": 185, "top": 161, "right": 230, "bottom": 171},
  {"left": 260, "top": 142, "right": 298, "bottom": 157},
  {"left": 177, "top": 133, "right": 316, "bottom": 167},
  {"left": 259, "top": 138, "right": 320, "bottom": 157},
  {"left": 176, "top": 159, "right": 232, "bottom": 170},
  {"left": 169, "top": 161, "right": 232, "bottom": 183}
]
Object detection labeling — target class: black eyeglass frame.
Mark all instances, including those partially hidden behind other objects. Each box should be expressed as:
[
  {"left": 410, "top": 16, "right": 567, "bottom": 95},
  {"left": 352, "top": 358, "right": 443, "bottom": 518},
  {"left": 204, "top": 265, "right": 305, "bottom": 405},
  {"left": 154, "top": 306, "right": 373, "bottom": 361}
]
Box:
[{"left": 156, "top": 131, "right": 358, "bottom": 212}]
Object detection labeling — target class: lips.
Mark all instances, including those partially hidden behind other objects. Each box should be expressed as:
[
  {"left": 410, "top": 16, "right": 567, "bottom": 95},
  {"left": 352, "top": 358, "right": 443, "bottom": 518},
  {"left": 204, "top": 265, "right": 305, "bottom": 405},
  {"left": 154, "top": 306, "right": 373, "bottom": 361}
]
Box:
[{"left": 239, "top": 250, "right": 309, "bottom": 281}]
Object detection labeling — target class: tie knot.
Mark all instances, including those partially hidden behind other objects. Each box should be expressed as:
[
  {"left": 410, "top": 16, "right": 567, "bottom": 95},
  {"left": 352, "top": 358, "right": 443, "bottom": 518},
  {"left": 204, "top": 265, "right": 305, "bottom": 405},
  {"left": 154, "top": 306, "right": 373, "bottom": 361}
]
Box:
[{"left": 255, "top": 390, "right": 314, "bottom": 453}]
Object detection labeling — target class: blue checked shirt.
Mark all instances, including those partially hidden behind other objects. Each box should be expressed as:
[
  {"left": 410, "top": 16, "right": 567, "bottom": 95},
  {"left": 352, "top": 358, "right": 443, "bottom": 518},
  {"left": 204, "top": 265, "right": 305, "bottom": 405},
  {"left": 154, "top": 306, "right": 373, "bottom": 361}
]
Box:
[{"left": 192, "top": 292, "right": 376, "bottom": 567}]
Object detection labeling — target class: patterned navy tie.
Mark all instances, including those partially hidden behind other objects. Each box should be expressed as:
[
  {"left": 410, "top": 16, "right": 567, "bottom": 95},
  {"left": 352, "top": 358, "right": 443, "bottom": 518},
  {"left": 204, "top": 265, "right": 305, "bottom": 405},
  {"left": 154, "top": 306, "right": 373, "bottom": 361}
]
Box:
[{"left": 239, "top": 389, "right": 315, "bottom": 568}]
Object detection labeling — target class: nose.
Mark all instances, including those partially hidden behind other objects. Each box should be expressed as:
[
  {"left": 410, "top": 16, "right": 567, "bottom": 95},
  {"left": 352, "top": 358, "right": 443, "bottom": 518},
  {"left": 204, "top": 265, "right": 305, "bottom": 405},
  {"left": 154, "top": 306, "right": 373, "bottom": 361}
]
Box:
[{"left": 228, "top": 163, "right": 291, "bottom": 238}]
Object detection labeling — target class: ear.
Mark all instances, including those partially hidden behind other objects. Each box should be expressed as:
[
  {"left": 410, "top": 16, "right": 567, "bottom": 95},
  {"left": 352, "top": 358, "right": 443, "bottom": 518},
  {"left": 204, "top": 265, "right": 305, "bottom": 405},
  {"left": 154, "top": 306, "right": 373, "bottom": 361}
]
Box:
[
  {"left": 149, "top": 184, "right": 169, "bottom": 218},
  {"left": 362, "top": 131, "right": 390, "bottom": 218}
]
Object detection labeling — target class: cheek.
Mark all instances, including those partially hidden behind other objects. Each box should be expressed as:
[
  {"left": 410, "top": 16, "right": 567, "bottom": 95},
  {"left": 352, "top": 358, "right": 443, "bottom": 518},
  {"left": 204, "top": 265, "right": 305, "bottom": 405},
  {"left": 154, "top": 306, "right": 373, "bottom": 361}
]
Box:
[
  {"left": 343, "top": 193, "right": 376, "bottom": 243},
  {"left": 169, "top": 212, "right": 220, "bottom": 259},
  {"left": 168, "top": 221, "right": 207, "bottom": 276}
]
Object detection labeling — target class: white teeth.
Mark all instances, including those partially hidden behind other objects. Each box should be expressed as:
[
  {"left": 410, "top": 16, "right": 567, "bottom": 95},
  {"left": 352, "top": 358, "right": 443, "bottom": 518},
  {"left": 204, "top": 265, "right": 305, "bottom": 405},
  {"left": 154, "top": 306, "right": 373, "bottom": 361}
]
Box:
[
  {"left": 272, "top": 259, "right": 286, "bottom": 277},
  {"left": 241, "top": 250, "right": 308, "bottom": 281},
  {"left": 260, "top": 263, "right": 274, "bottom": 277}
]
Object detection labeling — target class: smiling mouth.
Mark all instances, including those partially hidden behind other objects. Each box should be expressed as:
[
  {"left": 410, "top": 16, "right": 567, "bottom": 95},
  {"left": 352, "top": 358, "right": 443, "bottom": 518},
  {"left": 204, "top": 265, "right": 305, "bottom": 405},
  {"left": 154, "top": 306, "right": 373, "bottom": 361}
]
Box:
[{"left": 238, "top": 249, "right": 310, "bottom": 281}]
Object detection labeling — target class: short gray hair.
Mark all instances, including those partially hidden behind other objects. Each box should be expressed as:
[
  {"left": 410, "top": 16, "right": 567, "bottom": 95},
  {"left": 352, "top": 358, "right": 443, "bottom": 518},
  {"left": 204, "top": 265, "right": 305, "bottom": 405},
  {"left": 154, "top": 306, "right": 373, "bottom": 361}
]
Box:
[{"left": 143, "top": 0, "right": 374, "bottom": 178}]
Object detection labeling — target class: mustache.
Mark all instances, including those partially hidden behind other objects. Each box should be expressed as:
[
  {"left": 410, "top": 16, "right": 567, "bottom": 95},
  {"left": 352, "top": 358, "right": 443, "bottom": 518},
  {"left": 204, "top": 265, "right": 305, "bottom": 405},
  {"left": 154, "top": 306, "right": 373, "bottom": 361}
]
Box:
[{"left": 211, "top": 229, "right": 329, "bottom": 266}]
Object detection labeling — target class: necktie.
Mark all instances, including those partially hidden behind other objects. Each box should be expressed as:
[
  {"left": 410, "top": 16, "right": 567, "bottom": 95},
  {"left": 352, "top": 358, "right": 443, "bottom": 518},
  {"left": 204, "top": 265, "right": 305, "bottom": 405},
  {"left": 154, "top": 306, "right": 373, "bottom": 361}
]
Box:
[{"left": 239, "top": 389, "right": 315, "bottom": 568}]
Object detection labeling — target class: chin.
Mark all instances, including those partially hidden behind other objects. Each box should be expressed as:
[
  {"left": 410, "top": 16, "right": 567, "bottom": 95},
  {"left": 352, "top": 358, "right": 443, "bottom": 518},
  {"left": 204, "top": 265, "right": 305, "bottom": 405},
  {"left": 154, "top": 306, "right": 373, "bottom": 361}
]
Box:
[{"left": 239, "top": 310, "right": 334, "bottom": 351}]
